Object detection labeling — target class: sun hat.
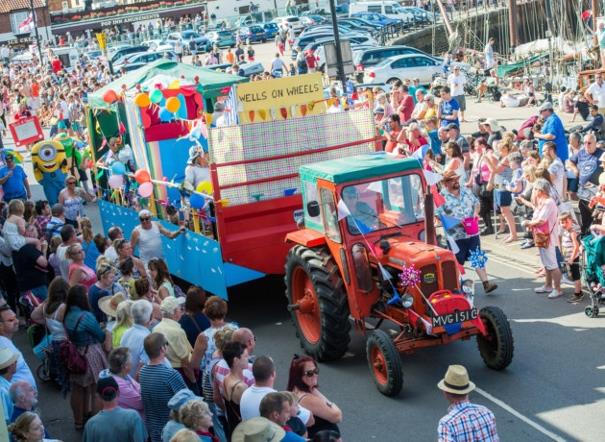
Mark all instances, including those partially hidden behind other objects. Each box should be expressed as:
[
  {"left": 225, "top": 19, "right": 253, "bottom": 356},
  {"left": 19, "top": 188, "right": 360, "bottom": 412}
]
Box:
[
  {"left": 98, "top": 292, "right": 127, "bottom": 318},
  {"left": 442, "top": 170, "right": 460, "bottom": 182},
  {"left": 483, "top": 118, "right": 500, "bottom": 129},
  {"left": 437, "top": 364, "right": 476, "bottom": 395},
  {"left": 167, "top": 388, "right": 199, "bottom": 411},
  {"left": 0, "top": 347, "right": 18, "bottom": 370},
  {"left": 160, "top": 296, "right": 186, "bottom": 315},
  {"left": 231, "top": 417, "right": 285, "bottom": 442},
  {"left": 188, "top": 146, "right": 202, "bottom": 164}
]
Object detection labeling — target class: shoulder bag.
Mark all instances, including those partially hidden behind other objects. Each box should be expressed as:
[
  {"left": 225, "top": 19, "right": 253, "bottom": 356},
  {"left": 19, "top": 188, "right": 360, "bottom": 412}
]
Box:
[{"left": 59, "top": 313, "right": 89, "bottom": 375}]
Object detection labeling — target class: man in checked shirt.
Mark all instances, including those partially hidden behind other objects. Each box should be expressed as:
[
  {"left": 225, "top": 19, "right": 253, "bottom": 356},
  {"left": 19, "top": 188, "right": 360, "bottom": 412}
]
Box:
[{"left": 437, "top": 365, "right": 499, "bottom": 441}]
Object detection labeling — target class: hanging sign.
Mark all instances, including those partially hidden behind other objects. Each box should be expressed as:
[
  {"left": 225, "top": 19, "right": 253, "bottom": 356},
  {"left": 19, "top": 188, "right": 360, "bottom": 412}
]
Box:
[{"left": 236, "top": 73, "right": 325, "bottom": 123}]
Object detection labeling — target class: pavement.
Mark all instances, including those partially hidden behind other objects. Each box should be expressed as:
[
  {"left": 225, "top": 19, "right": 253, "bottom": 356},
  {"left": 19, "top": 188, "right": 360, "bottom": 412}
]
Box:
[{"left": 6, "top": 59, "right": 603, "bottom": 441}]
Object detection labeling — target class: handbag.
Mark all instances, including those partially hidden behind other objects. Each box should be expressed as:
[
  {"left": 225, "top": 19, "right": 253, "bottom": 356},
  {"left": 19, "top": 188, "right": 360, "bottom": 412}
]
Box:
[
  {"left": 60, "top": 313, "right": 89, "bottom": 375},
  {"left": 533, "top": 222, "right": 555, "bottom": 249}
]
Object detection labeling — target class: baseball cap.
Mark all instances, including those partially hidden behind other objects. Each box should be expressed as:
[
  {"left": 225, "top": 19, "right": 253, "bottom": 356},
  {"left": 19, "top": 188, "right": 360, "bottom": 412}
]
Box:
[
  {"left": 374, "top": 107, "right": 385, "bottom": 115},
  {"left": 167, "top": 388, "right": 199, "bottom": 411},
  {"left": 160, "top": 296, "right": 186, "bottom": 315},
  {"left": 446, "top": 123, "right": 459, "bottom": 130},
  {"left": 539, "top": 101, "right": 554, "bottom": 112},
  {"left": 97, "top": 376, "right": 119, "bottom": 401}
]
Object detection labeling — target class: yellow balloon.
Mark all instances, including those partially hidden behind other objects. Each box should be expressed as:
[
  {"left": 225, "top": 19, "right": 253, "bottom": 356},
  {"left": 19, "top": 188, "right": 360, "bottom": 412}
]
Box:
[
  {"left": 205, "top": 112, "right": 213, "bottom": 126},
  {"left": 165, "top": 97, "right": 181, "bottom": 113},
  {"left": 134, "top": 93, "right": 150, "bottom": 108},
  {"left": 218, "top": 198, "right": 230, "bottom": 207},
  {"left": 196, "top": 181, "right": 213, "bottom": 194},
  {"left": 169, "top": 79, "right": 181, "bottom": 89}
]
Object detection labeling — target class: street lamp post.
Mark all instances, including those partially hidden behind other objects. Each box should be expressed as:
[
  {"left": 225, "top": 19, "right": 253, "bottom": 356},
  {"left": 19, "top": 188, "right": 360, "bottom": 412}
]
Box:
[
  {"left": 328, "top": 0, "right": 347, "bottom": 90},
  {"left": 29, "top": 0, "right": 44, "bottom": 66}
]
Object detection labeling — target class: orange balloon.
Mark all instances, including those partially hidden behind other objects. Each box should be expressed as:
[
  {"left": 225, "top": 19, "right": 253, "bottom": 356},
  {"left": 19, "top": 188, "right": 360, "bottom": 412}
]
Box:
[
  {"left": 165, "top": 96, "right": 181, "bottom": 113},
  {"left": 134, "top": 169, "right": 151, "bottom": 184},
  {"left": 103, "top": 89, "right": 118, "bottom": 104}
]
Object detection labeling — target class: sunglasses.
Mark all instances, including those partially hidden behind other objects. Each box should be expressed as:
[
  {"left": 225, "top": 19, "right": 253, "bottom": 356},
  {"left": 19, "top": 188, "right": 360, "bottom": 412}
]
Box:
[
  {"left": 304, "top": 368, "right": 319, "bottom": 377},
  {"left": 67, "top": 181, "right": 76, "bottom": 185},
  {"left": 140, "top": 217, "right": 151, "bottom": 222}
]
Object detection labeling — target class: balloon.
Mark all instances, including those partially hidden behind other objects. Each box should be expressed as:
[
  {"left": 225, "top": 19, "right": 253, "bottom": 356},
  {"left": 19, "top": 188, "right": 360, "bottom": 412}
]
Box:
[
  {"left": 159, "top": 107, "right": 173, "bottom": 122},
  {"left": 110, "top": 161, "right": 126, "bottom": 175},
  {"left": 166, "top": 97, "right": 181, "bottom": 113},
  {"left": 103, "top": 89, "right": 118, "bottom": 104},
  {"left": 150, "top": 89, "right": 163, "bottom": 104},
  {"left": 134, "top": 93, "right": 150, "bottom": 108},
  {"left": 196, "top": 181, "right": 213, "bottom": 194},
  {"left": 137, "top": 182, "right": 154, "bottom": 198},
  {"left": 108, "top": 174, "right": 124, "bottom": 189},
  {"left": 134, "top": 169, "right": 151, "bottom": 184},
  {"left": 169, "top": 79, "right": 180, "bottom": 90},
  {"left": 190, "top": 193, "right": 204, "bottom": 209}
]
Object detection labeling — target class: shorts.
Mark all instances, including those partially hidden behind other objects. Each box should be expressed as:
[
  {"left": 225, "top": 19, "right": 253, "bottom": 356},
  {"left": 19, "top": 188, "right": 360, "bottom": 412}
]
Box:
[
  {"left": 539, "top": 245, "right": 558, "bottom": 270},
  {"left": 565, "top": 258, "right": 581, "bottom": 281},
  {"left": 454, "top": 235, "right": 481, "bottom": 266},
  {"left": 567, "top": 177, "right": 578, "bottom": 193},
  {"left": 494, "top": 189, "right": 512, "bottom": 208},
  {"left": 453, "top": 95, "right": 466, "bottom": 111}
]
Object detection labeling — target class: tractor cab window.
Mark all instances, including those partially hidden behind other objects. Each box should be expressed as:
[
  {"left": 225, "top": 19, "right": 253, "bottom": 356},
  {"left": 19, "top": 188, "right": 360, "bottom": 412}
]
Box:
[
  {"left": 341, "top": 174, "right": 424, "bottom": 235},
  {"left": 319, "top": 188, "right": 342, "bottom": 243}
]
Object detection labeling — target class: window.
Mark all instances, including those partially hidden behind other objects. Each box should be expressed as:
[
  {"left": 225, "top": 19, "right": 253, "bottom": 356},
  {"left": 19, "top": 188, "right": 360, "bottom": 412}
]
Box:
[
  {"left": 320, "top": 188, "right": 342, "bottom": 243},
  {"left": 368, "top": 5, "right": 382, "bottom": 13},
  {"left": 10, "top": 10, "right": 32, "bottom": 35},
  {"left": 384, "top": 6, "right": 394, "bottom": 14},
  {"left": 392, "top": 57, "right": 411, "bottom": 69}
]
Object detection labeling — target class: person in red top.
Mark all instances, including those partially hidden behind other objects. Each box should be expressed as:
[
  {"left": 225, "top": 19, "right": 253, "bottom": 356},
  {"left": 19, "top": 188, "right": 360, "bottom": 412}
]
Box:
[
  {"left": 396, "top": 84, "right": 414, "bottom": 123},
  {"left": 397, "top": 122, "right": 428, "bottom": 153},
  {"left": 13, "top": 103, "right": 32, "bottom": 121},
  {"left": 305, "top": 50, "right": 317, "bottom": 72},
  {"left": 51, "top": 56, "right": 63, "bottom": 74},
  {"left": 384, "top": 114, "right": 402, "bottom": 153}
]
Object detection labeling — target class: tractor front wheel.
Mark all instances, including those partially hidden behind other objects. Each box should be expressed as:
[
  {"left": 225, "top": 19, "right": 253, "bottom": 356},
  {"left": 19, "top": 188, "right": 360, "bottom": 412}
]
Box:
[
  {"left": 366, "top": 329, "right": 403, "bottom": 397},
  {"left": 477, "top": 306, "right": 514, "bottom": 370},
  {"left": 285, "top": 246, "right": 351, "bottom": 361}
]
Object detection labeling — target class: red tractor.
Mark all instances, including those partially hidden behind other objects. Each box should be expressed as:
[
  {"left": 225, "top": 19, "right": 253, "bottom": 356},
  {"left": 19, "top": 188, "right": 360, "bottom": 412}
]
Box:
[{"left": 285, "top": 152, "right": 514, "bottom": 396}]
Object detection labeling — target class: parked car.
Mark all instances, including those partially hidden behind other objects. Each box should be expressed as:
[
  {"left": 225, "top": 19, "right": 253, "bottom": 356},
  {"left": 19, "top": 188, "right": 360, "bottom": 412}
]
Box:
[
  {"left": 363, "top": 54, "right": 442, "bottom": 85},
  {"left": 109, "top": 45, "right": 149, "bottom": 64},
  {"left": 301, "top": 15, "right": 328, "bottom": 27},
  {"left": 206, "top": 30, "right": 237, "bottom": 48},
  {"left": 166, "top": 31, "right": 210, "bottom": 54},
  {"left": 261, "top": 22, "right": 279, "bottom": 39},
  {"left": 350, "top": 11, "right": 403, "bottom": 27},
  {"left": 273, "top": 15, "right": 305, "bottom": 33},
  {"left": 292, "top": 33, "right": 378, "bottom": 59},
  {"left": 238, "top": 25, "right": 267, "bottom": 43},
  {"left": 349, "top": 1, "right": 414, "bottom": 24},
  {"left": 114, "top": 50, "right": 177, "bottom": 72},
  {"left": 399, "top": 6, "right": 433, "bottom": 25},
  {"left": 315, "top": 43, "right": 378, "bottom": 72},
  {"left": 353, "top": 45, "right": 437, "bottom": 71},
  {"left": 339, "top": 17, "right": 382, "bottom": 33},
  {"left": 205, "top": 61, "right": 264, "bottom": 77}
]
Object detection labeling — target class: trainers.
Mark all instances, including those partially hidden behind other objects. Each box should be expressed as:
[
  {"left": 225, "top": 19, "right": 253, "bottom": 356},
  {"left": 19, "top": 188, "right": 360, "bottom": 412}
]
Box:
[
  {"left": 567, "top": 293, "right": 585, "bottom": 303},
  {"left": 561, "top": 275, "right": 574, "bottom": 286},
  {"left": 534, "top": 286, "right": 553, "bottom": 294},
  {"left": 520, "top": 240, "right": 534, "bottom": 249},
  {"left": 547, "top": 290, "right": 563, "bottom": 299}
]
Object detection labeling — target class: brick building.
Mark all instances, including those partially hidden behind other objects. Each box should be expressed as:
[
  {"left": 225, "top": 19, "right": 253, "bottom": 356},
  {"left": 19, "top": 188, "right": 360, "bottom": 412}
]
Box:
[{"left": 0, "top": 0, "right": 52, "bottom": 44}]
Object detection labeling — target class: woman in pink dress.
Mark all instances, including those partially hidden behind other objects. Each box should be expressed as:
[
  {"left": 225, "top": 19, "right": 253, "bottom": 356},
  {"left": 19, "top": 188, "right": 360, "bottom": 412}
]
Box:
[{"left": 67, "top": 243, "right": 97, "bottom": 289}]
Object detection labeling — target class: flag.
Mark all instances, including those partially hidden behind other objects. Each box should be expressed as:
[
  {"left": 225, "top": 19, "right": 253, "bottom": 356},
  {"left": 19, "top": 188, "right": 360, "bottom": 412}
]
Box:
[
  {"left": 223, "top": 86, "right": 239, "bottom": 126},
  {"left": 355, "top": 220, "right": 372, "bottom": 235},
  {"left": 431, "top": 185, "right": 445, "bottom": 207},
  {"left": 411, "top": 144, "right": 430, "bottom": 161},
  {"left": 439, "top": 214, "right": 461, "bottom": 231},
  {"left": 337, "top": 199, "right": 351, "bottom": 220},
  {"left": 378, "top": 263, "right": 392, "bottom": 280},
  {"left": 446, "top": 235, "right": 460, "bottom": 254},
  {"left": 423, "top": 169, "right": 443, "bottom": 186},
  {"left": 18, "top": 14, "right": 33, "bottom": 34}
]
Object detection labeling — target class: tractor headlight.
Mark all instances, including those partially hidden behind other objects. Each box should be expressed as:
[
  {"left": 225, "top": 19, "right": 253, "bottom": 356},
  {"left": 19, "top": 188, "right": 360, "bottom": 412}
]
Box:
[
  {"left": 401, "top": 294, "right": 414, "bottom": 309},
  {"left": 461, "top": 279, "right": 475, "bottom": 305}
]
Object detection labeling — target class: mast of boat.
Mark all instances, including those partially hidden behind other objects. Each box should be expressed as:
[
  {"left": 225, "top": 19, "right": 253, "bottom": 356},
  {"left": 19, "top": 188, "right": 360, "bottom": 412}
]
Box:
[
  {"left": 592, "top": 0, "right": 602, "bottom": 67},
  {"left": 507, "top": 0, "right": 518, "bottom": 50}
]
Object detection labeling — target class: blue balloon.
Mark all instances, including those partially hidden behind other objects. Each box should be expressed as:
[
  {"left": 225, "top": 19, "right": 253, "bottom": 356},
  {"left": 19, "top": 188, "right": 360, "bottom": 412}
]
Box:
[
  {"left": 110, "top": 161, "right": 126, "bottom": 175},
  {"left": 159, "top": 107, "right": 173, "bottom": 122},
  {"left": 190, "top": 194, "right": 204, "bottom": 209}
]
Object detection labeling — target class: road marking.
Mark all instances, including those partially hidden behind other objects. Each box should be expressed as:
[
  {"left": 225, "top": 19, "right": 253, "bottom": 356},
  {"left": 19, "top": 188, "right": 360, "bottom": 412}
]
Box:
[{"left": 475, "top": 387, "right": 567, "bottom": 442}]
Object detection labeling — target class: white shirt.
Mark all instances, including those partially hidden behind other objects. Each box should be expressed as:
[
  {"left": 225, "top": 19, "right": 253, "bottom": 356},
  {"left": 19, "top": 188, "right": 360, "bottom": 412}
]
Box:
[
  {"left": 587, "top": 81, "right": 605, "bottom": 108},
  {"left": 57, "top": 244, "right": 71, "bottom": 280},
  {"left": 448, "top": 73, "right": 466, "bottom": 97},
  {"left": 240, "top": 385, "right": 275, "bottom": 421},
  {"left": 184, "top": 164, "right": 210, "bottom": 189},
  {"left": 484, "top": 43, "right": 495, "bottom": 69}
]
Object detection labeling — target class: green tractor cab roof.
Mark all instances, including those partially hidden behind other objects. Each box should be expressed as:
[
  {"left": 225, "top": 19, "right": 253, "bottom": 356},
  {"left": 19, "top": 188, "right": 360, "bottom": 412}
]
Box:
[{"left": 300, "top": 152, "right": 422, "bottom": 185}]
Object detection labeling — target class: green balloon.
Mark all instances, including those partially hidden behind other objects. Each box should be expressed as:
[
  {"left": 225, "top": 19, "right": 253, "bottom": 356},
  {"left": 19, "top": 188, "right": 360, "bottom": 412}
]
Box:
[{"left": 150, "top": 89, "right": 163, "bottom": 104}]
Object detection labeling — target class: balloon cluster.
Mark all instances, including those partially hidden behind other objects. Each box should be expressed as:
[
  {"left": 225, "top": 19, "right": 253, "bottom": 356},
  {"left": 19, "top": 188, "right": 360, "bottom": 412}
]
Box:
[
  {"left": 134, "top": 169, "right": 153, "bottom": 198},
  {"left": 469, "top": 248, "right": 488, "bottom": 269},
  {"left": 134, "top": 81, "right": 182, "bottom": 123},
  {"left": 108, "top": 161, "right": 126, "bottom": 189},
  {"left": 189, "top": 181, "right": 213, "bottom": 210},
  {"left": 399, "top": 264, "right": 421, "bottom": 287}
]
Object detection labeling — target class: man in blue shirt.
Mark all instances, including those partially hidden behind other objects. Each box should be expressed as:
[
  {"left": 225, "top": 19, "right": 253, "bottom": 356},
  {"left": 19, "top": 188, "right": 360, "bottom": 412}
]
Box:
[
  {"left": 0, "top": 153, "right": 30, "bottom": 201},
  {"left": 437, "top": 86, "right": 460, "bottom": 128},
  {"left": 581, "top": 105, "right": 605, "bottom": 136},
  {"left": 534, "top": 101, "right": 568, "bottom": 161}
]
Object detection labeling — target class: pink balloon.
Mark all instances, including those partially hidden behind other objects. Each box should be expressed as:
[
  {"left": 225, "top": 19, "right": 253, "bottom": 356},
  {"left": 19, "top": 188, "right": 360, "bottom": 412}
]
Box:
[
  {"left": 138, "top": 182, "right": 153, "bottom": 198},
  {"left": 108, "top": 174, "right": 124, "bottom": 189}
]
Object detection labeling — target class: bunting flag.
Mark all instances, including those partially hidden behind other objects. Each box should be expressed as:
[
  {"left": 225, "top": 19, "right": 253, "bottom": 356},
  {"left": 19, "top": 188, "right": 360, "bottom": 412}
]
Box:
[
  {"left": 431, "top": 185, "right": 445, "bottom": 207},
  {"left": 423, "top": 169, "right": 443, "bottom": 186},
  {"left": 223, "top": 86, "right": 239, "bottom": 126},
  {"left": 411, "top": 144, "right": 430, "bottom": 161},
  {"left": 439, "top": 214, "right": 461, "bottom": 231},
  {"left": 446, "top": 235, "right": 460, "bottom": 254},
  {"left": 378, "top": 263, "right": 392, "bottom": 280},
  {"left": 337, "top": 199, "right": 351, "bottom": 220}
]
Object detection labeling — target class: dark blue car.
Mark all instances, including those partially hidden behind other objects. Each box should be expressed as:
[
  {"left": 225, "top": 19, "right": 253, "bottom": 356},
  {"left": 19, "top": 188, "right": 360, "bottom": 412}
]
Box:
[
  {"left": 351, "top": 12, "right": 403, "bottom": 27},
  {"left": 239, "top": 25, "right": 267, "bottom": 43},
  {"left": 261, "top": 22, "right": 279, "bottom": 39}
]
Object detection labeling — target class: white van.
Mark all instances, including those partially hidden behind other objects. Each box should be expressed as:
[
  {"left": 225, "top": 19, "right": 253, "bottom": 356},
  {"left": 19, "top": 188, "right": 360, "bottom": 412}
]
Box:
[{"left": 349, "top": 1, "right": 414, "bottom": 23}]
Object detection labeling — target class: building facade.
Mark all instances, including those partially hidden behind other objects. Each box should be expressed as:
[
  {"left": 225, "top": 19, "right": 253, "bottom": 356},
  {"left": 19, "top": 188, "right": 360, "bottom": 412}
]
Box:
[{"left": 0, "top": 1, "right": 53, "bottom": 44}]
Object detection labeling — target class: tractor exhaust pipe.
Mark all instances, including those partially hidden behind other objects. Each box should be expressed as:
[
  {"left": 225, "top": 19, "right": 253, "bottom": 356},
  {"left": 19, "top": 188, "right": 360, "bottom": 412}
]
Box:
[{"left": 424, "top": 192, "right": 437, "bottom": 245}]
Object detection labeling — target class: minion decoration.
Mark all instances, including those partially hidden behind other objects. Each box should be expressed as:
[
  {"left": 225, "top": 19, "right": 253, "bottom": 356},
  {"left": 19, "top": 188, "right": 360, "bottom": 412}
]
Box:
[{"left": 31, "top": 140, "right": 69, "bottom": 205}]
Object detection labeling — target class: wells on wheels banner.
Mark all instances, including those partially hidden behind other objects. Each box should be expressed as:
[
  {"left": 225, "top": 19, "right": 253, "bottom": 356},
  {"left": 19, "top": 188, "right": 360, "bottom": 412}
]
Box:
[{"left": 236, "top": 73, "right": 326, "bottom": 124}]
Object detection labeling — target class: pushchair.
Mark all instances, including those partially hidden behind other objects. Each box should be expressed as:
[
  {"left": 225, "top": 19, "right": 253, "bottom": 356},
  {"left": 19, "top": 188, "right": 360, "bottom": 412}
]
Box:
[{"left": 580, "top": 234, "right": 605, "bottom": 317}]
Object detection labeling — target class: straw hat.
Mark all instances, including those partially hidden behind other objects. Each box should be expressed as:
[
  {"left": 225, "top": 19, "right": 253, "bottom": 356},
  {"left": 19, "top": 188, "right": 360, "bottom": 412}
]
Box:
[
  {"left": 98, "top": 292, "right": 127, "bottom": 318},
  {"left": 0, "top": 347, "right": 18, "bottom": 370},
  {"left": 437, "top": 364, "right": 476, "bottom": 395},
  {"left": 231, "top": 417, "right": 285, "bottom": 442},
  {"left": 442, "top": 170, "right": 460, "bottom": 182}
]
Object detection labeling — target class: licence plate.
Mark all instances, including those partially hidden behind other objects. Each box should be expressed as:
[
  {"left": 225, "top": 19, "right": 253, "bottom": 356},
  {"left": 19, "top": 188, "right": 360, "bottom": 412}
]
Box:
[{"left": 432, "top": 308, "right": 478, "bottom": 328}]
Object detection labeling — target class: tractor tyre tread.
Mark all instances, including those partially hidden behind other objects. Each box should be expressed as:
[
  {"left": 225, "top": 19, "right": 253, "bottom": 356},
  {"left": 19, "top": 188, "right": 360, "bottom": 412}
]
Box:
[
  {"left": 366, "top": 329, "right": 403, "bottom": 396},
  {"left": 477, "top": 306, "right": 514, "bottom": 370}
]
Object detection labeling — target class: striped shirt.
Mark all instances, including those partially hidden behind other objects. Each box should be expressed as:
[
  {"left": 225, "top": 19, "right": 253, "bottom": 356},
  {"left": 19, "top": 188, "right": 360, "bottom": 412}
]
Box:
[
  {"left": 438, "top": 400, "right": 499, "bottom": 442},
  {"left": 139, "top": 363, "right": 188, "bottom": 442}
]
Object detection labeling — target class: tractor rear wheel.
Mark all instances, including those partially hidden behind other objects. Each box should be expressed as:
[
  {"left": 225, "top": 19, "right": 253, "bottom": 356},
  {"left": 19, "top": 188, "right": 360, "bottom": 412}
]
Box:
[
  {"left": 285, "top": 245, "right": 351, "bottom": 361},
  {"left": 366, "top": 329, "right": 403, "bottom": 397},
  {"left": 477, "top": 306, "right": 514, "bottom": 370}
]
